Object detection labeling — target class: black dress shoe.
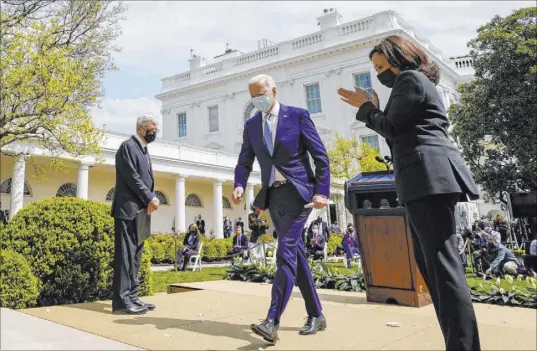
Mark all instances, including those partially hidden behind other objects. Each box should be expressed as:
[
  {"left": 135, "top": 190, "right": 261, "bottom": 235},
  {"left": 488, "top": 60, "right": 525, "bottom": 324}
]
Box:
[
  {"left": 299, "top": 314, "right": 327, "bottom": 335},
  {"left": 250, "top": 318, "right": 279, "bottom": 344},
  {"left": 131, "top": 296, "right": 156, "bottom": 311},
  {"left": 113, "top": 303, "right": 148, "bottom": 315}
]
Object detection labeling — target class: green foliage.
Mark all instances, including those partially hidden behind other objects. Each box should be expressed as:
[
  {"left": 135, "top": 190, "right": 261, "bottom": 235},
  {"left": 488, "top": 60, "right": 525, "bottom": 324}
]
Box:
[
  {"left": 327, "top": 134, "right": 385, "bottom": 180},
  {"left": 0, "top": 1, "right": 125, "bottom": 174},
  {"left": 0, "top": 249, "right": 40, "bottom": 309},
  {"left": 138, "top": 245, "right": 153, "bottom": 297},
  {"left": 152, "top": 267, "right": 228, "bottom": 293},
  {"left": 327, "top": 233, "right": 343, "bottom": 256},
  {"left": 2, "top": 197, "right": 152, "bottom": 306},
  {"left": 146, "top": 234, "right": 235, "bottom": 263},
  {"left": 470, "top": 275, "right": 537, "bottom": 308},
  {"left": 449, "top": 7, "right": 537, "bottom": 201},
  {"left": 225, "top": 263, "right": 276, "bottom": 283}
]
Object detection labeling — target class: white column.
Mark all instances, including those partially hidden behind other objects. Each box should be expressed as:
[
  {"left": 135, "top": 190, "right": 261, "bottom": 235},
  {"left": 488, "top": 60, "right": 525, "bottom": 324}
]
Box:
[
  {"left": 245, "top": 184, "right": 255, "bottom": 220},
  {"left": 213, "top": 179, "right": 224, "bottom": 239},
  {"left": 76, "top": 163, "right": 91, "bottom": 200},
  {"left": 10, "top": 155, "right": 26, "bottom": 218},
  {"left": 175, "top": 175, "right": 187, "bottom": 233}
]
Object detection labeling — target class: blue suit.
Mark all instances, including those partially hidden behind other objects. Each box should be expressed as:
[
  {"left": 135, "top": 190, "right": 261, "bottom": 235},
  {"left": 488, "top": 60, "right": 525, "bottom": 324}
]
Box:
[{"left": 234, "top": 103, "right": 329, "bottom": 322}]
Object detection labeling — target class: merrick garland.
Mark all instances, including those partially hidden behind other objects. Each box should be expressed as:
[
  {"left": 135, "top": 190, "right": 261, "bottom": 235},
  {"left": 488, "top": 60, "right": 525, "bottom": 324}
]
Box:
[{"left": 231, "top": 74, "right": 330, "bottom": 344}]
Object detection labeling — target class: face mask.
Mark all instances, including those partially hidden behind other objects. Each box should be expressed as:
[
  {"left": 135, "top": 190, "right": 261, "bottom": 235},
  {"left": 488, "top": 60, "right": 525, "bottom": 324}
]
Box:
[
  {"left": 377, "top": 68, "right": 398, "bottom": 88},
  {"left": 348, "top": 228, "right": 353, "bottom": 233},
  {"left": 252, "top": 95, "right": 272, "bottom": 112},
  {"left": 317, "top": 217, "right": 322, "bottom": 222},
  {"left": 312, "top": 229, "right": 319, "bottom": 234},
  {"left": 144, "top": 129, "right": 157, "bottom": 144}
]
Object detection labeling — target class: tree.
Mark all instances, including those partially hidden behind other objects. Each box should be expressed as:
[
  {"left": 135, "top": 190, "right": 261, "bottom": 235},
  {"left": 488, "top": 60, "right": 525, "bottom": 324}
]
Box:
[
  {"left": 327, "top": 134, "right": 385, "bottom": 180},
  {"left": 0, "top": 1, "right": 125, "bottom": 163},
  {"left": 449, "top": 7, "right": 537, "bottom": 203}
]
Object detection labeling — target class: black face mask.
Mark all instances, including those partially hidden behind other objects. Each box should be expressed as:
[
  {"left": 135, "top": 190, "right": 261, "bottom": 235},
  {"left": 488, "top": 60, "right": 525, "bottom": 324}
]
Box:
[
  {"left": 348, "top": 228, "right": 353, "bottom": 233},
  {"left": 377, "top": 68, "right": 398, "bottom": 88},
  {"left": 144, "top": 129, "right": 156, "bottom": 144}
]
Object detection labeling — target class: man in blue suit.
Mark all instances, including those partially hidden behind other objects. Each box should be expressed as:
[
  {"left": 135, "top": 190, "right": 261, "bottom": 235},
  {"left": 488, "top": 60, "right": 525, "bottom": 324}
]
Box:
[{"left": 232, "top": 74, "right": 330, "bottom": 344}]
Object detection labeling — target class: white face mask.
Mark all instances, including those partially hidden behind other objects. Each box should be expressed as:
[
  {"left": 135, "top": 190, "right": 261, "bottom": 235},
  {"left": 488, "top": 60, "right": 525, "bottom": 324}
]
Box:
[
  {"left": 312, "top": 229, "right": 319, "bottom": 234},
  {"left": 252, "top": 95, "right": 272, "bottom": 112}
]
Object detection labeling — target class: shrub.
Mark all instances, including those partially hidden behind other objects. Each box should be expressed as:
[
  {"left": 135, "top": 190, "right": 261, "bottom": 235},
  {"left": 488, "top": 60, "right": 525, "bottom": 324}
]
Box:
[
  {"left": 138, "top": 244, "right": 154, "bottom": 297},
  {"left": 0, "top": 249, "right": 40, "bottom": 309},
  {"left": 2, "top": 197, "right": 152, "bottom": 306},
  {"left": 327, "top": 233, "right": 343, "bottom": 256}
]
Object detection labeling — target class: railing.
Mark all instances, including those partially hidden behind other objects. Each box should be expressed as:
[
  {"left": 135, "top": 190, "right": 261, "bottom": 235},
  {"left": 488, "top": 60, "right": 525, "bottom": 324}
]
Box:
[
  {"left": 453, "top": 58, "right": 474, "bottom": 69},
  {"left": 201, "top": 63, "right": 222, "bottom": 75},
  {"left": 234, "top": 46, "right": 279, "bottom": 66},
  {"left": 338, "top": 20, "right": 373, "bottom": 36},
  {"left": 292, "top": 33, "right": 323, "bottom": 49}
]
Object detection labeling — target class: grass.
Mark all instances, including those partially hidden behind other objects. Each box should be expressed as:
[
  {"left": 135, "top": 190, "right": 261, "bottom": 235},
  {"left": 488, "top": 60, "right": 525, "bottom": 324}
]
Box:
[
  {"left": 151, "top": 262, "right": 534, "bottom": 295},
  {"left": 152, "top": 267, "right": 228, "bottom": 293}
]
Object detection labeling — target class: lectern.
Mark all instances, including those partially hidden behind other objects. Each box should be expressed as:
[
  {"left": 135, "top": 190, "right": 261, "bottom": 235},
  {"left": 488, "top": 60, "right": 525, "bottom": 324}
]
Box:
[{"left": 344, "top": 171, "right": 431, "bottom": 308}]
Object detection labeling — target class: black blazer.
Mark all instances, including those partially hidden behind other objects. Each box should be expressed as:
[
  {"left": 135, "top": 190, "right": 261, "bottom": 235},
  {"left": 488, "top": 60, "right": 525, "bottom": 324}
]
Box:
[
  {"left": 111, "top": 136, "right": 155, "bottom": 220},
  {"left": 356, "top": 70, "right": 479, "bottom": 204}
]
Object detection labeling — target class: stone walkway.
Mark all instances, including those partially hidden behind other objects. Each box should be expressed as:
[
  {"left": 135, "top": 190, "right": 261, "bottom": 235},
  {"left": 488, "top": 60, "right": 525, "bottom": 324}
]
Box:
[
  {"left": 0, "top": 308, "right": 140, "bottom": 350},
  {"left": 10, "top": 281, "right": 536, "bottom": 350}
]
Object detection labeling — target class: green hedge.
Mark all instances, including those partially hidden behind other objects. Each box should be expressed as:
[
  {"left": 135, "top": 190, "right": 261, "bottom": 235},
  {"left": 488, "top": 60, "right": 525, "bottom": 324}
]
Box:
[
  {"left": 0, "top": 249, "right": 40, "bottom": 309},
  {"left": 2, "top": 197, "right": 153, "bottom": 307},
  {"left": 327, "top": 233, "right": 344, "bottom": 256}
]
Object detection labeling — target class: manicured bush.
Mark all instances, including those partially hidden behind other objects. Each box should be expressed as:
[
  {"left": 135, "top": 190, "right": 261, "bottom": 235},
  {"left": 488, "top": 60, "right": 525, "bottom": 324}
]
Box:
[
  {"left": 138, "top": 244, "right": 154, "bottom": 297},
  {"left": 327, "top": 233, "right": 344, "bottom": 256},
  {"left": 2, "top": 197, "right": 153, "bottom": 306},
  {"left": 0, "top": 249, "right": 40, "bottom": 309}
]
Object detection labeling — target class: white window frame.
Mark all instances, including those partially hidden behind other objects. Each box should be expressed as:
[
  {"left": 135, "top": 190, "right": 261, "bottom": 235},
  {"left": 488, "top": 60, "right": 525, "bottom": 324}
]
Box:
[
  {"left": 303, "top": 82, "right": 323, "bottom": 115},
  {"left": 352, "top": 71, "right": 373, "bottom": 96},
  {"left": 208, "top": 105, "right": 220, "bottom": 134},
  {"left": 177, "top": 112, "right": 187, "bottom": 139},
  {"left": 361, "top": 134, "right": 380, "bottom": 152}
]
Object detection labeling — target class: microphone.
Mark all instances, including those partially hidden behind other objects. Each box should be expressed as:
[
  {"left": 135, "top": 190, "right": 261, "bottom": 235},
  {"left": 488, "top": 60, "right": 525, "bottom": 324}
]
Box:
[
  {"left": 375, "top": 156, "right": 385, "bottom": 164},
  {"left": 384, "top": 155, "right": 392, "bottom": 162}
]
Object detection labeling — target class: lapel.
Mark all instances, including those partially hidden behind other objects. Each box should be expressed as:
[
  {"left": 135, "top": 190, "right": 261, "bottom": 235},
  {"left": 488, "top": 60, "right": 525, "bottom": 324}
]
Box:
[
  {"left": 273, "top": 103, "right": 289, "bottom": 155},
  {"left": 131, "top": 136, "right": 154, "bottom": 181}
]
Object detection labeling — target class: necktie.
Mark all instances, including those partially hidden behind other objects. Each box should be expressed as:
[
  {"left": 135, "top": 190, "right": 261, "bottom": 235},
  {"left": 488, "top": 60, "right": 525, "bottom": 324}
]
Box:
[
  {"left": 263, "top": 115, "right": 276, "bottom": 186},
  {"left": 143, "top": 147, "right": 150, "bottom": 165}
]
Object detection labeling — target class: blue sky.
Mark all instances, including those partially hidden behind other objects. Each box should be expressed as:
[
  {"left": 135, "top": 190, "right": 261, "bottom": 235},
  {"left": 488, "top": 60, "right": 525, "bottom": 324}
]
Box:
[{"left": 93, "top": 1, "right": 534, "bottom": 134}]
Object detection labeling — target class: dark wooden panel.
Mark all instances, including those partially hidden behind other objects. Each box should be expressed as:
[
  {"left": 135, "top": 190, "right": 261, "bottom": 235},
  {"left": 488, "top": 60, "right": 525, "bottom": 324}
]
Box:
[{"left": 363, "top": 215, "right": 413, "bottom": 290}]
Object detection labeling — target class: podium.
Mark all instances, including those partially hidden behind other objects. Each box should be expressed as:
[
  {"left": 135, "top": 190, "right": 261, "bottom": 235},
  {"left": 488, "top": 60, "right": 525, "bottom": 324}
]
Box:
[{"left": 344, "top": 171, "right": 431, "bottom": 308}]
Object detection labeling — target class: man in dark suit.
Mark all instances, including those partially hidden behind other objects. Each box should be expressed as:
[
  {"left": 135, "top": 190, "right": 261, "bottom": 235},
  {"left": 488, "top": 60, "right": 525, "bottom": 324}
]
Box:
[
  {"left": 232, "top": 74, "right": 329, "bottom": 343},
  {"left": 228, "top": 224, "right": 249, "bottom": 256},
  {"left": 308, "top": 216, "right": 329, "bottom": 241},
  {"left": 111, "top": 114, "right": 159, "bottom": 315},
  {"left": 337, "top": 35, "right": 481, "bottom": 350},
  {"left": 196, "top": 215, "right": 206, "bottom": 235},
  {"left": 306, "top": 223, "right": 326, "bottom": 261},
  {"left": 235, "top": 216, "right": 245, "bottom": 234}
]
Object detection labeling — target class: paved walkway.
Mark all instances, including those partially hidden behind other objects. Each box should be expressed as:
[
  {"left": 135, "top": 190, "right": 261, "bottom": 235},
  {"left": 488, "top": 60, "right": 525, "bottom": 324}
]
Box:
[
  {"left": 151, "top": 262, "right": 230, "bottom": 272},
  {"left": 1, "top": 308, "right": 140, "bottom": 350},
  {"left": 13, "top": 281, "right": 537, "bottom": 350}
]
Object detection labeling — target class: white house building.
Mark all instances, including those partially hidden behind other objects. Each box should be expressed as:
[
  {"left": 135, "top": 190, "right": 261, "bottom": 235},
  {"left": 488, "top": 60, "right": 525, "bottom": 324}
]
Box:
[{"left": 1, "top": 9, "right": 492, "bottom": 236}]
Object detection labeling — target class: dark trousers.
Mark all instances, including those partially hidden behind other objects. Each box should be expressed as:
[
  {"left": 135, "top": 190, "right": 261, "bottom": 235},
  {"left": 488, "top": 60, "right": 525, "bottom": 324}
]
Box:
[
  {"left": 406, "top": 193, "right": 481, "bottom": 351},
  {"left": 112, "top": 218, "right": 144, "bottom": 309},
  {"left": 176, "top": 247, "right": 195, "bottom": 270},
  {"left": 267, "top": 183, "right": 322, "bottom": 323}
]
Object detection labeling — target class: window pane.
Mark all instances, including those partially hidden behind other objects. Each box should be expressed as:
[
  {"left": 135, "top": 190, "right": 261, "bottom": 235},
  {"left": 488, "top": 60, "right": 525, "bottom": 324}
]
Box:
[
  {"left": 354, "top": 72, "right": 373, "bottom": 95},
  {"left": 305, "top": 83, "right": 322, "bottom": 114},
  {"left": 178, "top": 113, "right": 187, "bottom": 138},
  {"left": 362, "top": 135, "right": 380, "bottom": 152},
  {"left": 209, "top": 106, "right": 219, "bottom": 132}
]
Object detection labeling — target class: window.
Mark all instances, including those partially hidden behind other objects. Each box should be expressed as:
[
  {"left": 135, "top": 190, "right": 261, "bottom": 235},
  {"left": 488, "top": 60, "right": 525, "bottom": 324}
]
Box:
[
  {"left": 353, "top": 72, "right": 373, "bottom": 95},
  {"left": 222, "top": 197, "right": 232, "bottom": 209},
  {"left": 208, "top": 106, "right": 219, "bottom": 133},
  {"left": 105, "top": 188, "right": 115, "bottom": 201},
  {"left": 186, "top": 194, "right": 203, "bottom": 207},
  {"left": 56, "top": 183, "right": 77, "bottom": 197},
  {"left": 305, "top": 83, "right": 322, "bottom": 114},
  {"left": 155, "top": 190, "right": 169, "bottom": 205},
  {"left": 177, "top": 112, "right": 187, "bottom": 138},
  {"left": 0, "top": 178, "right": 32, "bottom": 196},
  {"left": 361, "top": 135, "right": 380, "bottom": 152}
]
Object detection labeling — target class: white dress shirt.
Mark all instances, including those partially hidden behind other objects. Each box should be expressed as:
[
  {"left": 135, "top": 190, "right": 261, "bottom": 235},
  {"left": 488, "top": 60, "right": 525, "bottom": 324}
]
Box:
[{"left": 262, "top": 101, "right": 286, "bottom": 182}]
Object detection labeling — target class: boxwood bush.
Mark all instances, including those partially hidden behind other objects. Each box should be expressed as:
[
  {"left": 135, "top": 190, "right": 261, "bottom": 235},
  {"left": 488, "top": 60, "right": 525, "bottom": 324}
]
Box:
[
  {"left": 2, "top": 197, "right": 153, "bottom": 307},
  {"left": 0, "top": 249, "right": 40, "bottom": 309}
]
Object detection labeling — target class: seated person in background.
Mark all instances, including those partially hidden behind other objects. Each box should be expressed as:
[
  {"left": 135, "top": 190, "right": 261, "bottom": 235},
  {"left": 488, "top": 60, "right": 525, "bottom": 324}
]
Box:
[
  {"left": 456, "top": 231, "right": 467, "bottom": 268},
  {"left": 228, "top": 224, "right": 249, "bottom": 257},
  {"left": 306, "top": 223, "right": 326, "bottom": 260},
  {"left": 482, "top": 226, "right": 501, "bottom": 244},
  {"left": 484, "top": 236, "right": 520, "bottom": 277},
  {"left": 329, "top": 221, "right": 341, "bottom": 235},
  {"left": 471, "top": 231, "right": 488, "bottom": 251},
  {"left": 176, "top": 224, "right": 200, "bottom": 271},
  {"left": 342, "top": 224, "right": 359, "bottom": 268},
  {"left": 309, "top": 216, "right": 330, "bottom": 241}
]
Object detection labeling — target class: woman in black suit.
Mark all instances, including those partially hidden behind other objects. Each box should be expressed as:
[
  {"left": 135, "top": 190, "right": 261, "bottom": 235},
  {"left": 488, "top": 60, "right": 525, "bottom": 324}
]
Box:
[{"left": 337, "top": 35, "right": 481, "bottom": 351}]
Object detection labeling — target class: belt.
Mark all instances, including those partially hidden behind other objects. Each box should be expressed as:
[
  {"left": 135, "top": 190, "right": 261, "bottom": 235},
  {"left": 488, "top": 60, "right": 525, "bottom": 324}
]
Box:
[{"left": 270, "top": 180, "right": 288, "bottom": 188}]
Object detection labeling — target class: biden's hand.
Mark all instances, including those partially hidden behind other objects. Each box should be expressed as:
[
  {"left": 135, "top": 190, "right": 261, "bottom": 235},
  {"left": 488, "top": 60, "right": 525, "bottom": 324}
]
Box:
[
  {"left": 312, "top": 195, "right": 328, "bottom": 209},
  {"left": 231, "top": 187, "right": 244, "bottom": 205}
]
